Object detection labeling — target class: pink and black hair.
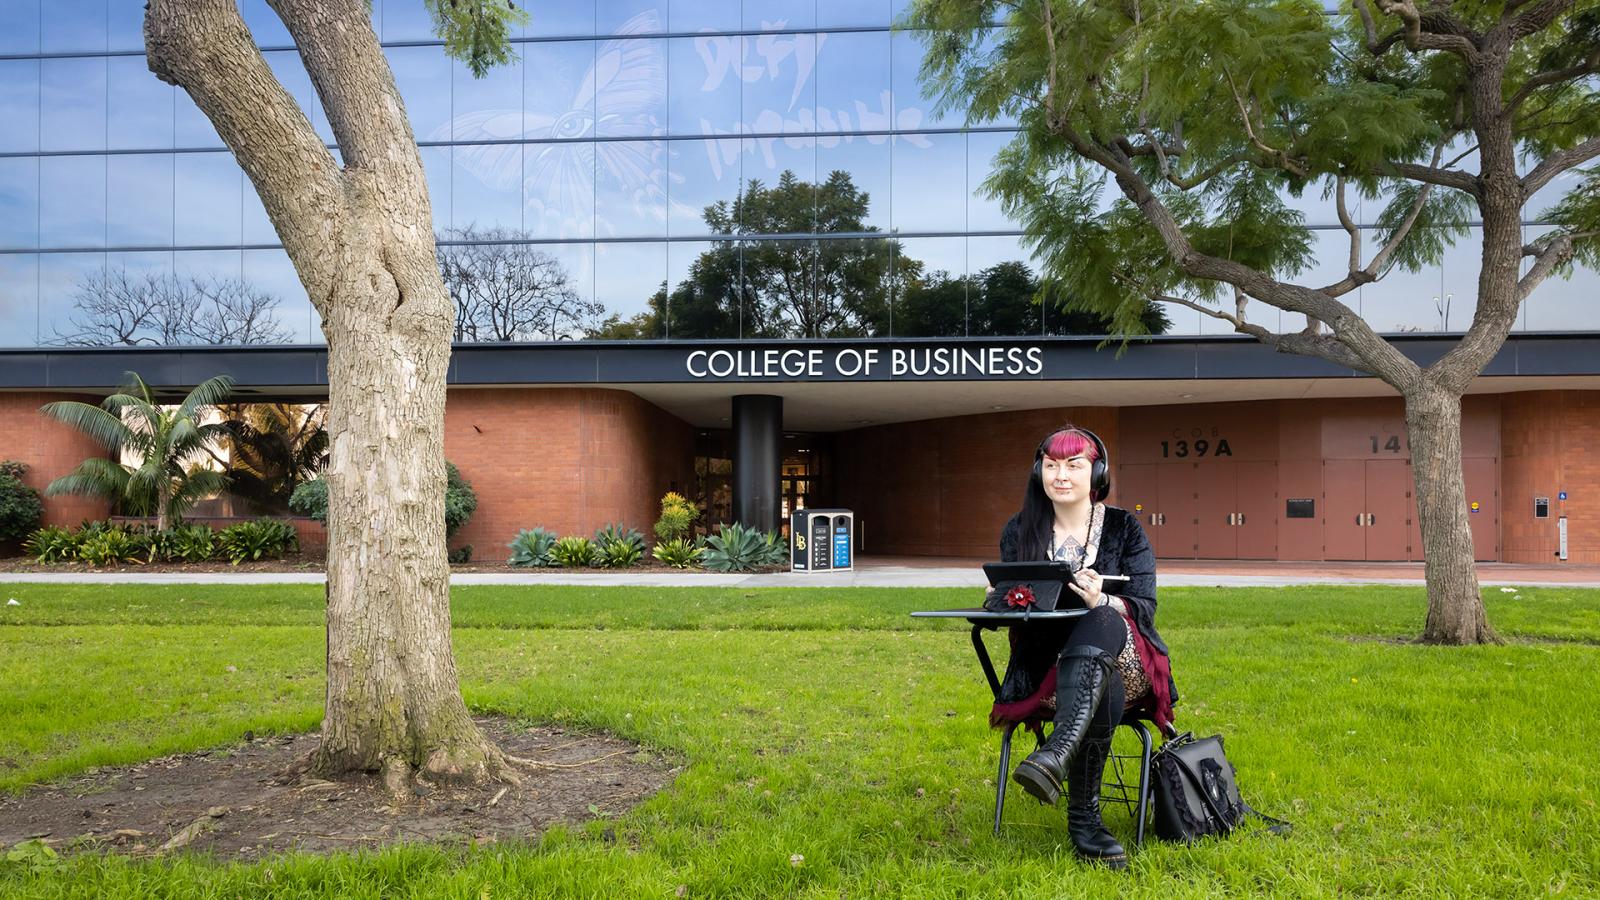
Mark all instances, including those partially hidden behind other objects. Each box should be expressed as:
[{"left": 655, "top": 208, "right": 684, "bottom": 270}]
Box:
[{"left": 1016, "top": 426, "right": 1109, "bottom": 560}]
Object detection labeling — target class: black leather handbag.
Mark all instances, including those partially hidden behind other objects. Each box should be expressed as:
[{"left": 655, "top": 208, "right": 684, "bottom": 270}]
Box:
[{"left": 1150, "top": 732, "right": 1291, "bottom": 843}]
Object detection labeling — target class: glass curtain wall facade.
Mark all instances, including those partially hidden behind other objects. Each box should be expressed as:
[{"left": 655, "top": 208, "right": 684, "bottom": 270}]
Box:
[{"left": 0, "top": 0, "right": 1594, "bottom": 348}]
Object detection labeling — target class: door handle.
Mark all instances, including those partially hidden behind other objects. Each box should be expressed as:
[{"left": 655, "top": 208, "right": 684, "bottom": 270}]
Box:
[
  {"left": 1226, "top": 513, "right": 1236, "bottom": 526},
  {"left": 1367, "top": 513, "right": 1376, "bottom": 526},
  {"left": 1356, "top": 514, "right": 1364, "bottom": 526},
  {"left": 1238, "top": 514, "right": 1245, "bottom": 526}
]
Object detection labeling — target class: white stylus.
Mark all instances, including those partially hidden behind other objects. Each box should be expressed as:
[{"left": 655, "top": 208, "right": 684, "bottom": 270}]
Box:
[{"left": 1096, "top": 574, "right": 1131, "bottom": 582}]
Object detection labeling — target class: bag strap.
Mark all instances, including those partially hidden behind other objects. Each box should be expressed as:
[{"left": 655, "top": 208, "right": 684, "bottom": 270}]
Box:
[
  {"left": 1166, "top": 749, "right": 1292, "bottom": 838},
  {"left": 1166, "top": 752, "right": 1239, "bottom": 836},
  {"left": 1238, "top": 799, "right": 1293, "bottom": 836}
]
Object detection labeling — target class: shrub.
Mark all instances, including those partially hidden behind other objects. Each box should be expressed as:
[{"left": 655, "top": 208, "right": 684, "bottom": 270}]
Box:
[
  {"left": 216, "top": 519, "right": 299, "bottom": 564},
  {"left": 291, "top": 463, "right": 477, "bottom": 537},
  {"left": 507, "top": 528, "right": 558, "bottom": 567},
  {"left": 448, "top": 545, "right": 473, "bottom": 564},
  {"left": 0, "top": 460, "right": 44, "bottom": 543},
  {"left": 702, "top": 523, "right": 788, "bottom": 573},
  {"left": 548, "top": 535, "right": 597, "bottom": 568},
  {"left": 24, "top": 526, "right": 80, "bottom": 563},
  {"left": 167, "top": 524, "right": 218, "bottom": 563},
  {"left": 652, "top": 537, "right": 703, "bottom": 570},
  {"left": 593, "top": 523, "right": 647, "bottom": 568},
  {"left": 653, "top": 492, "right": 699, "bottom": 543},
  {"left": 77, "top": 526, "right": 145, "bottom": 567},
  {"left": 287, "top": 478, "right": 325, "bottom": 519}
]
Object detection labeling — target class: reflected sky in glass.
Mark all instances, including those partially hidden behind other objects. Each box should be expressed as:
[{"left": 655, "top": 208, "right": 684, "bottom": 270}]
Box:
[{"left": 0, "top": 0, "right": 1592, "bottom": 344}]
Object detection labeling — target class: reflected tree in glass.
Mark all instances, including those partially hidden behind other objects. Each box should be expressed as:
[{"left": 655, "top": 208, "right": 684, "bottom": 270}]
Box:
[
  {"left": 437, "top": 226, "right": 603, "bottom": 341},
  {"left": 51, "top": 265, "right": 291, "bottom": 346}
]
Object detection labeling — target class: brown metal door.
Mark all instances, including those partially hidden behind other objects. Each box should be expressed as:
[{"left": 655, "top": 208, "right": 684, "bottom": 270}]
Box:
[
  {"left": 1156, "top": 462, "right": 1198, "bottom": 559},
  {"left": 1196, "top": 461, "right": 1237, "bottom": 559},
  {"left": 1236, "top": 460, "right": 1278, "bottom": 559},
  {"left": 1365, "top": 460, "right": 1412, "bottom": 561},
  {"left": 1118, "top": 464, "right": 1161, "bottom": 554},
  {"left": 1324, "top": 459, "right": 1365, "bottom": 560},
  {"left": 1464, "top": 457, "right": 1499, "bottom": 561}
]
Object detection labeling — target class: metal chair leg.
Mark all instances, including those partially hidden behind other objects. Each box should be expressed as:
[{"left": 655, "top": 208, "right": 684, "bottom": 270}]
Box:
[
  {"left": 994, "top": 722, "right": 1017, "bottom": 836},
  {"left": 1132, "top": 721, "right": 1153, "bottom": 848}
]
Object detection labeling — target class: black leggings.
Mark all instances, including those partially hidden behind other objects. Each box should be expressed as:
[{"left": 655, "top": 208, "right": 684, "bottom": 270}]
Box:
[{"left": 1059, "top": 604, "right": 1127, "bottom": 732}]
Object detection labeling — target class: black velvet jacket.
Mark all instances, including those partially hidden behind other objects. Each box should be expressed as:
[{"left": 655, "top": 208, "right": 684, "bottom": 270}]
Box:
[{"left": 996, "top": 505, "right": 1178, "bottom": 712}]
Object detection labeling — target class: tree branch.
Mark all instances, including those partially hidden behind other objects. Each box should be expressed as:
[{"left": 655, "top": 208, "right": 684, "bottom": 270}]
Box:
[
  {"left": 1354, "top": 0, "right": 1408, "bottom": 56},
  {"left": 1388, "top": 161, "right": 1479, "bottom": 195},
  {"left": 1506, "top": 60, "right": 1599, "bottom": 115},
  {"left": 1518, "top": 230, "right": 1596, "bottom": 303},
  {"left": 1373, "top": 0, "right": 1484, "bottom": 64},
  {"left": 1045, "top": 110, "right": 1420, "bottom": 386},
  {"left": 1336, "top": 175, "right": 1362, "bottom": 278},
  {"left": 145, "top": 0, "right": 343, "bottom": 311},
  {"left": 1221, "top": 68, "right": 1308, "bottom": 178},
  {"left": 1523, "top": 135, "right": 1600, "bottom": 197},
  {"left": 1507, "top": 0, "right": 1576, "bottom": 40},
  {"left": 1147, "top": 291, "right": 1366, "bottom": 370}
]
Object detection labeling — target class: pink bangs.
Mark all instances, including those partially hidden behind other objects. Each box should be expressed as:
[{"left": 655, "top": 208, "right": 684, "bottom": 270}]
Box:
[{"left": 1042, "top": 429, "right": 1098, "bottom": 462}]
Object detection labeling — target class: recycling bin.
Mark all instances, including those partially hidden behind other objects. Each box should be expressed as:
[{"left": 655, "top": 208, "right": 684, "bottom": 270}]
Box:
[{"left": 790, "top": 508, "right": 854, "bottom": 572}]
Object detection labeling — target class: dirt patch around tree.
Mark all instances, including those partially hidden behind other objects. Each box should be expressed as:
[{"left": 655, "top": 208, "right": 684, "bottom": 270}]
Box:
[{"left": 0, "top": 719, "right": 679, "bottom": 860}]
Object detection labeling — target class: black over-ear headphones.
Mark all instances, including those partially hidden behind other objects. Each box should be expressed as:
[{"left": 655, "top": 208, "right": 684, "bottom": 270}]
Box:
[{"left": 1034, "top": 426, "right": 1112, "bottom": 501}]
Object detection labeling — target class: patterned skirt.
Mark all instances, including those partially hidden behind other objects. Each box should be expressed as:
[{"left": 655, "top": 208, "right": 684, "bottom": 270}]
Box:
[{"left": 1114, "top": 609, "right": 1152, "bottom": 700}]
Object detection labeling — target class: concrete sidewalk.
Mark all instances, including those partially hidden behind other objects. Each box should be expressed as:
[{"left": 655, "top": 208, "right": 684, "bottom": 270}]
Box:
[{"left": 2, "top": 558, "right": 1596, "bottom": 588}]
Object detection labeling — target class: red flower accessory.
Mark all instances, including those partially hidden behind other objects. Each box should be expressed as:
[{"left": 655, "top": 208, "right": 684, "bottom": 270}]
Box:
[{"left": 1004, "top": 585, "right": 1036, "bottom": 609}]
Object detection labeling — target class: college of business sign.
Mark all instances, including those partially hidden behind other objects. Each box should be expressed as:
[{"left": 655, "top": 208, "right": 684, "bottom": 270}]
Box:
[{"left": 684, "top": 344, "right": 1046, "bottom": 380}]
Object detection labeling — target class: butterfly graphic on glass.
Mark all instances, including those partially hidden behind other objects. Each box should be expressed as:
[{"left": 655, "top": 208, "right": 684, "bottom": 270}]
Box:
[{"left": 435, "top": 11, "right": 680, "bottom": 240}]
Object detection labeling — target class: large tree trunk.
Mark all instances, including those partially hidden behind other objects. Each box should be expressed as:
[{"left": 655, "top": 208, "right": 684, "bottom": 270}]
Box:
[
  {"left": 146, "top": 0, "right": 508, "bottom": 787},
  {"left": 313, "top": 186, "right": 506, "bottom": 786},
  {"left": 1403, "top": 382, "right": 1500, "bottom": 645}
]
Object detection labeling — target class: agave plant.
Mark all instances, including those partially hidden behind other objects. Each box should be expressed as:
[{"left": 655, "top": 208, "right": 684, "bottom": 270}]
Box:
[
  {"left": 593, "top": 522, "right": 647, "bottom": 568},
  {"left": 701, "top": 523, "right": 777, "bottom": 573},
  {"left": 41, "top": 372, "right": 235, "bottom": 531},
  {"left": 507, "top": 527, "right": 558, "bottom": 567},
  {"left": 652, "top": 536, "right": 703, "bottom": 570},
  {"left": 548, "top": 535, "right": 597, "bottom": 568}
]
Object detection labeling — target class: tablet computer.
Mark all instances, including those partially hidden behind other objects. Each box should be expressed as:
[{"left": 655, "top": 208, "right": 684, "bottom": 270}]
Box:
[{"left": 981, "top": 560, "right": 1080, "bottom": 587}]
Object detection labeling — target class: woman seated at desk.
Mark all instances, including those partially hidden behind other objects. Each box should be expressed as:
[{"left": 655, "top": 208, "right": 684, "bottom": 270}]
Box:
[{"left": 990, "top": 425, "right": 1177, "bottom": 869}]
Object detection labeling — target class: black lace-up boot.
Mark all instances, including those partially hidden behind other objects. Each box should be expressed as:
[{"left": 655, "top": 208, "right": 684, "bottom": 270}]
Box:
[
  {"left": 1011, "top": 645, "right": 1111, "bottom": 807},
  {"left": 1065, "top": 723, "right": 1128, "bottom": 869}
]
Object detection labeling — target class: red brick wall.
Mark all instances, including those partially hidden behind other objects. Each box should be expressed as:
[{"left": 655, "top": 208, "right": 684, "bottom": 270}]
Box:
[
  {"left": 0, "top": 392, "right": 112, "bottom": 529},
  {"left": 1501, "top": 390, "right": 1600, "bottom": 564},
  {"left": 833, "top": 408, "right": 1117, "bottom": 557},
  {"left": 834, "top": 395, "right": 1525, "bottom": 562},
  {"left": 444, "top": 388, "right": 696, "bottom": 558}
]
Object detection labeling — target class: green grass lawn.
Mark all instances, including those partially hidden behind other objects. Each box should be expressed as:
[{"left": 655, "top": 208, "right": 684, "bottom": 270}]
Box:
[{"left": 1, "top": 582, "right": 1597, "bottom": 897}]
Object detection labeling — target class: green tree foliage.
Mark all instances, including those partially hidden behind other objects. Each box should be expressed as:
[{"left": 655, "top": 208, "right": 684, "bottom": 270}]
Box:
[
  {"left": 215, "top": 404, "right": 328, "bottom": 515},
  {"left": 427, "top": 0, "right": 528, "bottom": 77},
  {"left": 588, "top": 172, "right": 1170, "bottom": 339},
  {"left": 895, "top": 260, "right": 1172, "bottom": 336},
  {"left": 40, "top": 373, "right": 234, "bottom": 530},
  {"left": 908, "top": 0, "right": 1599, "bottom": 644}
]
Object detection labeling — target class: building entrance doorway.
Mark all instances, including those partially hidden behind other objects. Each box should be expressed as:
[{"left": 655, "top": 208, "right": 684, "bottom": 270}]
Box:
[{"left": 780, "top": 433, "right": 832, "bottom": 536}]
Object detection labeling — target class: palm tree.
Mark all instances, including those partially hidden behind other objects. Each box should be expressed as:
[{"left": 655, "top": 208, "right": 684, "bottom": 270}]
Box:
[
  {"left": 213, "top": 403, "right": 329, "bottom": 514},
  {"left": 41, "top": 372, "right": 235, "bottom": 530}
]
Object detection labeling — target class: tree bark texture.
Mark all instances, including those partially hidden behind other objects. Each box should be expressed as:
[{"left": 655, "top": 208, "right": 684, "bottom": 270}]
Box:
[
  {"left": 146, "top": 0, "right": 505, "bottom": 782},
  {"left": 1404, "top": 384, "right": 1500, "bottom": 645}
]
